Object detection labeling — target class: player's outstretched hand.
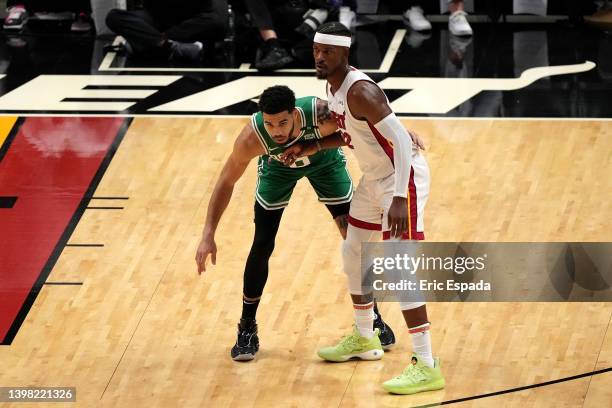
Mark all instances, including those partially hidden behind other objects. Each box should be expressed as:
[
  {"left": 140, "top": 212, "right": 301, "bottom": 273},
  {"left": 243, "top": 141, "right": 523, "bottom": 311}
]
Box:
[
  {"left": 388, "top": 196, "right": 409, "bottom": 238},
  {"left": 195, "top": 235, "right": 217, "bottom": 274},
  {"left": 408, "top": 130, "right": 426, "bottom": 150}
]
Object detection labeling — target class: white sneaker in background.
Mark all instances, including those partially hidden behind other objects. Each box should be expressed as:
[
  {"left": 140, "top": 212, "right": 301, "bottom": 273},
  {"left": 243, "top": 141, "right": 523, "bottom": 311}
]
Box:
[
  {"left": 403, "top": 6, "right": 432, "bottom": 31},
  {"left": 339, "top": 6, "right": 356, "bottom": 30},
  {"left": 405, "top": 31, "right": 432, "bottom": 49},
  {"left": 448, "top": 10, "right": 473, "bottom": 36}
]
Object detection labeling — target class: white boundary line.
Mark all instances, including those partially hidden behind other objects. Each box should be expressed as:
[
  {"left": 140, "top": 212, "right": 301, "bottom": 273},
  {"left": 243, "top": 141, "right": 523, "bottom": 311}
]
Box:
[
  {"left": 98, "top": 36, "right": 123, "bottom": 71},
  {"left": 97, "top": 30, "right": 406, "bottom": 74},
  {"left": 0, "top": 113, "right": 610, "bottom": 121},
  {"left": 378, "top": 29, "right": 406, "bottom": 73}
]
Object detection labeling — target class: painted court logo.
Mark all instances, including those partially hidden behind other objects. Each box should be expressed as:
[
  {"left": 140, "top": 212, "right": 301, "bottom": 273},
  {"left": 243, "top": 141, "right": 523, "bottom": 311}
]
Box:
[{"left": 0, "top": 62, "right": 595, "bottom": 115}]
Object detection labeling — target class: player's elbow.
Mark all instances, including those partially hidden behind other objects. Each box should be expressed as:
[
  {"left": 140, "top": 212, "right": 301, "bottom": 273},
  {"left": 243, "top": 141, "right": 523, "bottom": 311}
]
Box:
[{"left": 375, "top": 113, "right": 412, "bottom": 149}]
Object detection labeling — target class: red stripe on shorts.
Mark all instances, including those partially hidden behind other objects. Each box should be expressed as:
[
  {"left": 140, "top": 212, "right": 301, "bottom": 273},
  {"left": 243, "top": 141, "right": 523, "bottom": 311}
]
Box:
[
  {"left": 348, "top": 214, "right": 382, "bottom": 231},
  {"left": 382, "top": 167, "right": 425, "bottom": 241}
]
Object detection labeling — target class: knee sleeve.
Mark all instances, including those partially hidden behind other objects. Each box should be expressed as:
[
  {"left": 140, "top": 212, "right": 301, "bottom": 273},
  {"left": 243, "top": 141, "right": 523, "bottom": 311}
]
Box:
[
  {"left": 342, "top": 225, "right": 377, "bottom": 295},
  {"left": 243, "top": 202, "right": 284, "bottom": 299},
  {"left": 105, "top": 9, "right": 121, "bottom": 30},
  {"left": 243, "top": 241, "right": 274, "bottom": 299}
]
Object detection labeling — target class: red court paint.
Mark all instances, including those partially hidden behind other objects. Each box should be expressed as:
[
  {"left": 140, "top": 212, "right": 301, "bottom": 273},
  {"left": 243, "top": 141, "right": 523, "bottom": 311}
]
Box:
[{"left": 0, "top": 117, "right": 125, "bottom": 344}]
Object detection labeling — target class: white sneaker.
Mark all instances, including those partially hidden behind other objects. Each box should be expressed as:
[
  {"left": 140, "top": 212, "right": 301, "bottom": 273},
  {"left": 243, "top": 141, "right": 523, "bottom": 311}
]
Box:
[
  {"left": 403, "top": 7, "right": 431, "bottom": 31},
  {"left": 449, "top": 10, "right": 473, "bottom": 36},
  {"left": 339, "top": 6, "right": 356, "bottom": 30},
  {"left": 405, "top": 31, "right": 432, "bottom": 49}
]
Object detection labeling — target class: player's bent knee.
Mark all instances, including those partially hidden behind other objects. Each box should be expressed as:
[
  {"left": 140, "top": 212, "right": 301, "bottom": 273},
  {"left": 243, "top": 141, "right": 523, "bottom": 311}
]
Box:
[
  {"left": 341, "top": 241, "right": 361, "bottom": 273},
  {"left": 347, "top": 275, "right": 367, "bottom": 295},
  {"left": 341, "top": 231, "right": 360, "bottom": 259},
  {"left": 243, "top": 270, "right": 268, "bottom": 299},
  {"left": 342, "top": 240, "right": 365, "bottom": 293},
  {"left": 251, "top": 237, "right": 275, "bottom": 258}
]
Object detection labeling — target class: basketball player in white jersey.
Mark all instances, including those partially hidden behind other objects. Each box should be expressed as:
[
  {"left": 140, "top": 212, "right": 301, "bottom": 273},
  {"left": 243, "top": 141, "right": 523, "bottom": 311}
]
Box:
[{"left": 281, "top": 22, "right": 444, "bottom": 395}]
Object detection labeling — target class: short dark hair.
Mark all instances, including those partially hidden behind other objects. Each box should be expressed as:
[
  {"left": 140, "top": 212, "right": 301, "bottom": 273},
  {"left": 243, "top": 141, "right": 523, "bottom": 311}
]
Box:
[
  {"left": 259, "top": 85, "right": 295, "bottom": 114},
  {"left": 316, "top": 22, "right": 351, "bottom": 37}
]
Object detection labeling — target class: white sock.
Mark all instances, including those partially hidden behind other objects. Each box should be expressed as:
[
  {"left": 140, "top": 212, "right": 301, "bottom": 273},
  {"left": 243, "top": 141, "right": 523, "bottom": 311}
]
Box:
[
  {"left": 410, "top": 323, "right": 434, "bottom": 367},
  {"left": 354, "top": 301, "right": 374, "bottom": 338},
  {"left": 304, "top": 9, "right": 328, "bottom": 30}
]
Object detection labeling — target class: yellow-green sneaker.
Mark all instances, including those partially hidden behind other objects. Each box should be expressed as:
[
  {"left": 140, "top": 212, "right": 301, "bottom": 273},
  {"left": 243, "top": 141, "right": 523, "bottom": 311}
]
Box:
[
  {"left": 317, "top": 326, "right": 384, "bottom": 362},
  {"left": 382, "top": 354, "right": 445, "bottom": 394}
]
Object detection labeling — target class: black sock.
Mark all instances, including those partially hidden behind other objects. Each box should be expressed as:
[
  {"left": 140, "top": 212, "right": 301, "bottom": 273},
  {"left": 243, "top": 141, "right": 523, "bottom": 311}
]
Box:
[
  {"left": 241, "top": 298, "right": 260, "bottom": 321},
  {"left": 264, "top": 38, "right": 280, "bottom": 49},
  {"left": 373, "top": 301, "right": 380, "bottom": 320}
]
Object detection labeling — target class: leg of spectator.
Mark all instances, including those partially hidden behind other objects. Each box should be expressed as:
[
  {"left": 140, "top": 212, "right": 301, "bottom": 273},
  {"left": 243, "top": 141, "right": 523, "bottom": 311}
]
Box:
[
  {"left": 244, "top": 0, "right": 275, "bottom": 35},
  {"left": 448, "top": 0, "right": 464, "bottom": 13},
  {"left": 448, "top": 0, "right": 472, "bottom": 36},
  {"left": 105, "top": 9, "right": 166, "bottom": 53},
  {"left": 584, "top": 0, "right": 612, "bottom": 28},
  {"left": 260, "top": 29, "right": 277, "bottom": 41},
  {"left": 404, "top": 0, "right": 432, "bottom": 31},
  {"left": 164, "top": 0, "right": 228, "bottom": 43},
  {"left": 242, "top": 0, "right": 282, "bottom": 45},
  {"left": 243, "top": 0, "right": 293, "bottom": 71}
]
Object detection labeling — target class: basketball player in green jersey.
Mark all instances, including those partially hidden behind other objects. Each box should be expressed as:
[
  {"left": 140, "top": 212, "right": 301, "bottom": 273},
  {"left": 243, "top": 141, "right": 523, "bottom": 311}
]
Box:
[{"left": 195, "top": 86, "right": 396, "bottom": 361}]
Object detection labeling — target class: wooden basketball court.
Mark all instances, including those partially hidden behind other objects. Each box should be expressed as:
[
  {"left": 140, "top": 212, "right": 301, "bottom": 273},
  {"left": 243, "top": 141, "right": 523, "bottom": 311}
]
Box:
[{"left": 1, "top": 117, "right": 610, "bottom": 407}]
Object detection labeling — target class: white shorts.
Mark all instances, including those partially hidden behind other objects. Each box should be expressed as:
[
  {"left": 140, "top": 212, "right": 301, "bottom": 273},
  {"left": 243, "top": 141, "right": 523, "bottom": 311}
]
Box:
[{"left": 347, "top": 153, "right": 430, "bottom": 240}]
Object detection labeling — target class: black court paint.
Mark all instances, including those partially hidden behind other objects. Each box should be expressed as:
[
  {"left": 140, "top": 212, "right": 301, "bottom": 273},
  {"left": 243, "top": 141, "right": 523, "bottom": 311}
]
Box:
[
  {"left": 43, "top": 282, "right": 84, "bottom": 286},
  {"left": 0, "top": 196, "right": 17, "bottom": 208},
  {"left": 413, "top": 367, "right": 612, "bottom": 407}
]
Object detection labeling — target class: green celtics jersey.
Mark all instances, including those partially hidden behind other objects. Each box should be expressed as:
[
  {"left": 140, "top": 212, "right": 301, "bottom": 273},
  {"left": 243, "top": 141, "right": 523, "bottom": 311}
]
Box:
[
  {"left": 249, "top": 96, "right": 353, "bottom": 210},
  {"left": 251, "top": 96, "right": 325, "bottom": 168}
]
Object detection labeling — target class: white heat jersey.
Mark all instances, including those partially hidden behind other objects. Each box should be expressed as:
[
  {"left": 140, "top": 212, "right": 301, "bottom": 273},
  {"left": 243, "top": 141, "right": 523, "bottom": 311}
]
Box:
[{"left": 327, "top": 67, "right": 418, "bottom": 181}]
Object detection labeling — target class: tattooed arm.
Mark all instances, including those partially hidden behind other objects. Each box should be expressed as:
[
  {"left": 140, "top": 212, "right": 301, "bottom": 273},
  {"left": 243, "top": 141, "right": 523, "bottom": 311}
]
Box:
[
  {"left": 278, "top": 98, "right": 346, "bottom": 166},
  {"left": 315, "top": 97, "right": 341, "bottom": 137}
]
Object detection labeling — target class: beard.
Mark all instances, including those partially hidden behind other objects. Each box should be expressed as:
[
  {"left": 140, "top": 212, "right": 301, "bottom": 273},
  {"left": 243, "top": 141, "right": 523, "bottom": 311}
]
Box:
[{"left": 273, "top": 122, "right": 295, "bottom": 144}]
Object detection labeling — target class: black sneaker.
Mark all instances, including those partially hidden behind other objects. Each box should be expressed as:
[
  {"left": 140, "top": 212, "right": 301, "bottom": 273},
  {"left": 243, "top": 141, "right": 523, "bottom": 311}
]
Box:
[
  {"left": 374, "top": 313, "right": 396, "bottom": 350},
  {"left": 231, "top": 319, "right": 259, "bottom": 361},
  {"left": 169, "top": 40, "right": 204, "bottom": 62},
  {"left": 254, "top": 43, "right": 294, "bottom": 72}
]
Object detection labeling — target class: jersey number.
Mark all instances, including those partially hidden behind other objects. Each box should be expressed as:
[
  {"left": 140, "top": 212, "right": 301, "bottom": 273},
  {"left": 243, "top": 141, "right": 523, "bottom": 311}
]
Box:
[
  {"left": 290, "top": 156, "right": 311, "bottom": 168},
  {"left": 332, "top": 111, "right": 354, "bottom": 149}
]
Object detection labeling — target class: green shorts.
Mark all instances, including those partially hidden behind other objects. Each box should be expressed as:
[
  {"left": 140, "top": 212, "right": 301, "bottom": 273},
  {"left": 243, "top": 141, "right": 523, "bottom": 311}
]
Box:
[{"left": 255, "top": 148, "right": 353, "bottom": 210}]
